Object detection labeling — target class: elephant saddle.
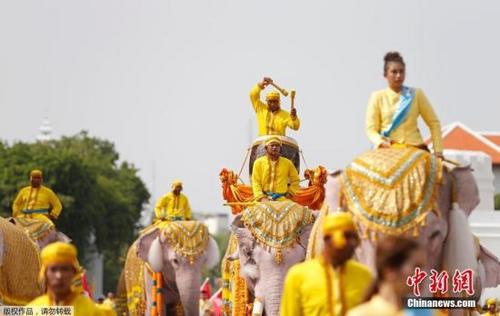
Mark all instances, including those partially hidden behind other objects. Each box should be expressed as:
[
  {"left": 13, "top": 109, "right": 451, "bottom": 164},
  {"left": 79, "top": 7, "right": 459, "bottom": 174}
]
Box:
[
  {"left": 159, "top": 221, "right": 209, "bottom": 264},
  {"left": 341, "top": 147, "right": 442, "bottom": 237},
  {"left": 242, "top": 201, "right": 315, "bottom": 264},
  {"left": 10, "top": 216, "right": 54, "bottom": 242}
]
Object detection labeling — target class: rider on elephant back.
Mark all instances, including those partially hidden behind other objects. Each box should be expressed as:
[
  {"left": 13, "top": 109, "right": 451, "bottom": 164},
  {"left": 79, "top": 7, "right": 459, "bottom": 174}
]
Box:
[
  {"left": 252, "top": 136, "right": 300, "bottom": 202},
  {"left": 366, "top": 51, "right": 443, "bottom": 158},
  {"left": 250, "top": 77, "right": 300, "bottom": 137},
  {"left": 153, "top": 180, "right": 192, "bottom": 223},
  {"left": 12, "top": 169, "right": 62, "bottom": 227}
]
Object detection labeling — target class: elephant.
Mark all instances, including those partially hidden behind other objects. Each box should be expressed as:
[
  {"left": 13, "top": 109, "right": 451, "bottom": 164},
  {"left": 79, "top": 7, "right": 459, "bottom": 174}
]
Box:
[
  {"left": 228, "top": 201, "right": 316, "bottom": 316},
  {"left": 8, "top": 216, "right": 71, "bottom": 250},
  {"left": 128, "top": 220, "right": 219, "bottom": 316},
  {"left": 307, "top": 160, "right": 500, "bottom": 315},
  {"left": 0, "top": 217, "right": 43, "bottom": 305}
]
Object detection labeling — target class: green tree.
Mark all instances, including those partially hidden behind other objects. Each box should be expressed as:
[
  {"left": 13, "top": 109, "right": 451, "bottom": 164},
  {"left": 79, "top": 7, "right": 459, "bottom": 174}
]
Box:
[{"left": 0, "top": 131, "right": 150, "bottom": 293}]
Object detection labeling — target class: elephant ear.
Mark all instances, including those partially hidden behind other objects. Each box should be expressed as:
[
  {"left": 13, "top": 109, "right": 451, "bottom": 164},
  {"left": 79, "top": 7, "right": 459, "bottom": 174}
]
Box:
[
  {"left": 231, "top": 215, "right": 253, "bottom": 246},
  {"left": 137, "top": 227, "right": 160, "bottom": 262},
  {"left": 479, "top": 245, "right": 500, "bottom": 288},
  {"left": 451, "top": 166, "right": 480, "bottom": 216}
]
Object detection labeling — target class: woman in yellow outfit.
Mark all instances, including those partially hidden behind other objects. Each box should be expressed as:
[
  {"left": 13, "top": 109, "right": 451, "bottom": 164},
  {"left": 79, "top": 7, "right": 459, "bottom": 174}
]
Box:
[
  {"left": 348, "top": 236, "right": 425, "bottom": 316},
  {"left": 365, "top": 52, "right": 443, "bottom": 158}
]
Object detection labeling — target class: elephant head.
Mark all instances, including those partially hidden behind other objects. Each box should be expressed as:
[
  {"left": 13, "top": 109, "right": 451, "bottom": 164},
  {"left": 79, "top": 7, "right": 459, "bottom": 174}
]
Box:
[
  {"left": 318, "top": 163, "right": 500, "bottom": 308},
  {"left": 231, "top": 201, "right": 315, "bottom": 316},
  {"left": 137, "top": 221, "right": 220, "bottom": 316}
]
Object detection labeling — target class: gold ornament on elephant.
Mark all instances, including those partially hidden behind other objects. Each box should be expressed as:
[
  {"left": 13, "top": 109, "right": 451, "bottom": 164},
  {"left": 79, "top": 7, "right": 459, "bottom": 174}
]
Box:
[
  {"left": 160, "top": 221, "right": 209, "bottom": 265},
  {"left": 0, "top": 218, "right": 42, "bottom": 305},
  {"left": 242, "top": 201, "right": 314, "bottom": 264},
  {"left": 341, "top": 147, "right": 442, "bottom": 238}
]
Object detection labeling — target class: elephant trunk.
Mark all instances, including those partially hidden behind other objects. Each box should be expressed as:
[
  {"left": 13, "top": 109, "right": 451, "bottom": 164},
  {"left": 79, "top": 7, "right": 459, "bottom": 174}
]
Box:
[
  {"left": 254, "top": 265, "right": 289, "bottom": 316},
  {"left": 175, "top": 261, "right": 203, "bottom": 316}
]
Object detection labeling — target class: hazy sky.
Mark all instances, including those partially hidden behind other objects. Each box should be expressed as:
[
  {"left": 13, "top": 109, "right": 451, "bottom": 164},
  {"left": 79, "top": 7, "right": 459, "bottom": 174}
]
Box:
[{"left": 1, "top": 0, "right": 499, "bottom": 215}]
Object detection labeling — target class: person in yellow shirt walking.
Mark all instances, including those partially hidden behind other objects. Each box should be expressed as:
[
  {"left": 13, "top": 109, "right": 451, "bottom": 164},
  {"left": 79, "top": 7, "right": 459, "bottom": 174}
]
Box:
[
  {"left": 252, "top": 137, "right": 300, "bottom": 202},
  {"left": 280, "top": 212, "right": 373, "bottom": 316},
  {"left": 154, "top": 180, "right": 192, "bottom": 222},
  {"left": 250, "top": 77, "right": 300, "bottom": 136},
  {"left": 12, "top": 169, "right": 63, "bottom": 226},
  {"left": 26, "top": 242, "right": 106, "bottom": 316},
  {"left": 365, "top": 51, "right": 443, "bottom": 158}
]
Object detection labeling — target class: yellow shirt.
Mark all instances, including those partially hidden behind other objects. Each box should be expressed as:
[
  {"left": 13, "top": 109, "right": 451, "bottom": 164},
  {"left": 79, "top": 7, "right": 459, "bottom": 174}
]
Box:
[
  {"left": 281, "top": 258, "right": 373, "bottom": 316},
  {"left": 27, "top": 293, "right": 101, "bottom": 316},
  {"left": 250, "top": 84, "right": 300, "bottom": 136},
  {"left": 251, "top": 156, "right": 300, "bottom": 201},
  {"left": 347, "top": 295, "right": 404, "bottom": 316},
  {"left": 366, "top": 88, "right": 443, "bottom": 152},
  {"left": 12, "top": 185, "right": 63, "bottom": 220},
  {"left": 154, "top": 192, "right": 192, "bottom": 220}
]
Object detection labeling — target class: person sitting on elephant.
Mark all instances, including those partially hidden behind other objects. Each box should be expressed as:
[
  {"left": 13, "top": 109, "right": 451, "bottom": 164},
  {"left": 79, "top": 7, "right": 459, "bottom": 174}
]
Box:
[
  {"left": 252, "top": 137, "right": 300, "bottom": 202},
  {"left": 27, "top": 242, "right": 103, "bottom": 316},
  {"left": 250, "top": 77, "right": 300, "bottom": 136},
  {"left": 281, "top": 212, "right": 373, "bottom": 316},
  {"left": 12, "top": 169, "right": 62, "bottom": 226},
  {"left": 366, "top": 51, "right": 443, "bottom": 158},
  {"left": 154, "top": 180, "right": 192, "bottom": 222}
]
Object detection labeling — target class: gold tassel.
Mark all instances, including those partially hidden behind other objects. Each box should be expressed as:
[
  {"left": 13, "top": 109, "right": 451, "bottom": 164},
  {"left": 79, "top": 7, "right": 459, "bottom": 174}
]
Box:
[
  {"left": 412, "top": 225, "right": 419, "bottom": 237},
  {"left": 275, "top": 249, "right": 283, "bottom": 265}
]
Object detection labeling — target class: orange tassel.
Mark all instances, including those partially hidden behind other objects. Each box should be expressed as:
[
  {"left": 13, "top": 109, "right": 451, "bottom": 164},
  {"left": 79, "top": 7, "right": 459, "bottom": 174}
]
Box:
[{"left": 156, "top": 272, "right": 164, "bottom": 316}]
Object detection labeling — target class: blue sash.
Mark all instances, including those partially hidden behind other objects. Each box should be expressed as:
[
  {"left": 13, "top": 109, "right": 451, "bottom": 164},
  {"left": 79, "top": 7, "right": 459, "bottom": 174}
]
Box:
[
  {"left": 381, "top": 86, "right": 415, "bottom": 138},
  {"left": 264, "top": 192, "right": 287, "bottom": 200},
  {"left": 21, "top": 209, "right": 49, "bottom": 215}
]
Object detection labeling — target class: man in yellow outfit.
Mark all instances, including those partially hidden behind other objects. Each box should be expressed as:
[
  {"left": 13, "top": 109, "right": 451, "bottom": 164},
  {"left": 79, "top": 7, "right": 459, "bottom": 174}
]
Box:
[
  {"left": 12, "top": 169, "right": 62, "bottom": 226},
  {"left": 154, "top": 180, "right": 192, "bottom": 222},
  {"left": 482, "top": 298, "right": 500, "bottom": 316},
  {"left": 252, "top": 137, "right": 300, "bottom": 202},
  {"left": 280, "top": 212, "right": 373, "bottom": 316},
  {"left": 250, "top": 77, "right": 300, "bottom": 136},
  {"left": 26, "top": 242, "right": 112, "bottom": 316}
]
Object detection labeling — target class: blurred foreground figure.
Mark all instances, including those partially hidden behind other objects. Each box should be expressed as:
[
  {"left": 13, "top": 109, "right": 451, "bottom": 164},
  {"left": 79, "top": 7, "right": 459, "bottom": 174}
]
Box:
[
  {"left": 27, "top": 242, "right": 115, "bottom": 316},
  {"left": 348, "top": 236, "right": 425, "bottom": 316},
  {"left": 280, "top": 212, "right": 373, "bottom": 316}
]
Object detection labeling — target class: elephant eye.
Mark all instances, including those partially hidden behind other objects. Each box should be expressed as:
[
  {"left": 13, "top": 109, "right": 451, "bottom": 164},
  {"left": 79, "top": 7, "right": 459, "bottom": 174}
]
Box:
[
  {"left": 430, "top": 231, "right": 440, "bottom": 240},
  {"left": 172, "top": 258, "right": 179, "bottom": 265}
]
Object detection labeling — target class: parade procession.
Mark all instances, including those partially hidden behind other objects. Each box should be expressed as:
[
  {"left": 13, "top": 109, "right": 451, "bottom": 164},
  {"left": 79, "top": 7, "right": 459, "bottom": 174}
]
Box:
[{"left": 1, "top": 44, "right": 500, "bottom": 316}]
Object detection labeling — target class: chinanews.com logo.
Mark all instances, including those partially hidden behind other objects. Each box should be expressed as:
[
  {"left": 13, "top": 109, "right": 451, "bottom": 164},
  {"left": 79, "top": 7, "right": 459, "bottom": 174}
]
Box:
[{"left": 405, "top": 267, "right": 477, "bottom": 309}]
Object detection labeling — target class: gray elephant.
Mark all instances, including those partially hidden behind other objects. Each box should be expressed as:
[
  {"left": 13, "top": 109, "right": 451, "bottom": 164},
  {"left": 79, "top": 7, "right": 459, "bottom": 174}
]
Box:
[
  {"left": 132, "top": 220, "right": 219, "bottom": 316},
  {"left": 308, "top": 161, "right": 500, "bottom": 314},
  {"left": 0, "top": 217, "right": 43, "bottom": 305},
  {"left": 229, "top": 201, "right": 316, "bottom": 316}
]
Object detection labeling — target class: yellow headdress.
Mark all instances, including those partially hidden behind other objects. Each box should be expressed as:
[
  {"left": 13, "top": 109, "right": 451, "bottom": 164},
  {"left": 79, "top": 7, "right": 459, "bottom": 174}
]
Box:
[
  {"left": 39, "top": 242, "right": 80, "bottom": 282},
  {"left": 266, "top": 90, "right": 281, "bottom": 101},
  {"left": 487, "top": 298, "right": 497, "bottom": 307},
  {"left": 171, "top": 180, "right": 183, "bottom": 190},
  {"left": 322, "top": 212, "right": 356, "bottom": 248},
  {"left": 30, "top": 169, "right": 43, "bottom": 177},
  {"left": 264, "top": 136, "right": 282, "bottom": 147}
]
